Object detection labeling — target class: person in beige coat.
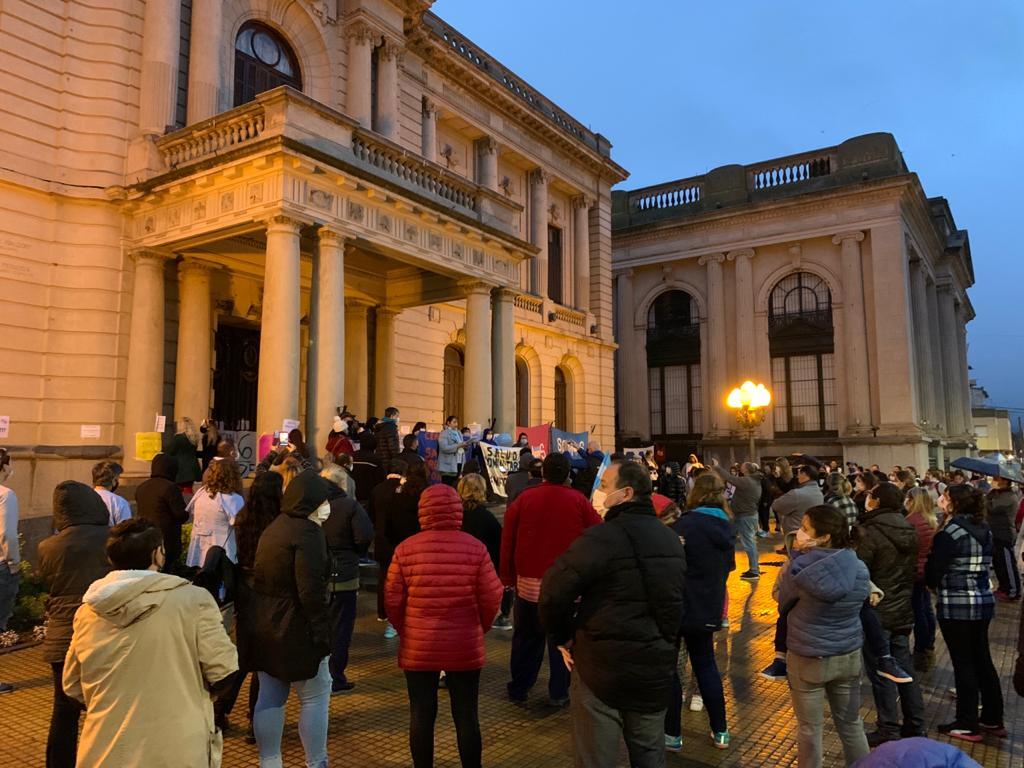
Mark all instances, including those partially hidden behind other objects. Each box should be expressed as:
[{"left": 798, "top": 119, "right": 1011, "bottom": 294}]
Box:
[{"left": 63, "top": 518, "right": 238, "bottom": 768}]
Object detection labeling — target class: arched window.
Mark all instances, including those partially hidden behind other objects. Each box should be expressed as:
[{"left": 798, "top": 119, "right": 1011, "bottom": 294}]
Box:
[
  {"left": 515, "top": 357, "right": 530, "bottom": 428},
  {"left": 554, "top": 367, "right": 568, "bottom": 430},
  {"left": 234, "top": 22, "right": 302, "bottom": 107},
  {"left": 768, "top": 272, "right": 837, "bottom": 436},
  {"left": 646, "top": 291, "right": 701, "bottom": 438},
  {"left": 443, "top": 345, "right": 464, "bottom": 425}
]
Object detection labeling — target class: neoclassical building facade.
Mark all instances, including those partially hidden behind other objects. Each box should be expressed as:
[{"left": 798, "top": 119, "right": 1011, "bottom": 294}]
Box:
[
  {"left": 0, "top": 0, "right": 625, "bottom": 527},
  {"left": 612, "top": 133, "right": 976, "bottom": 469}
]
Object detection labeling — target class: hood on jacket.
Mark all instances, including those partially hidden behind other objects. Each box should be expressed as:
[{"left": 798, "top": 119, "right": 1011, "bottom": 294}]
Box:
[
  {"left": 791, "top": 547, "right": 862, "bottom": 602},
  {"left": 150, "top": 453, "right": 178, "bottom": 481},
  {"left": 849, "top": 736, "right": 982, "bottom": 768},
  {"left": 324, "top": 481, "right": 346, "bottom": 500},
  {"left": 52, "top": 481, "right": 109, "bottom": 530},
  {"left": 417, "top": 483, "right": 463, "bottom": 531},
  {"left": 950, "top": 514, "right": 992, "bottom": 547},
  {"left": 677, "top": 505, "right": 734, "bottom": 550},
  {"left": 283, "top": 470, "right": 330, "bottom": 518},
  {"left": 861, "top": 508, "right": 918, "bottom": 555},
  {"left": 666, "top": 461, "right": 681, "bottom": 473},
  {"left": 82, "top": 570, "right": 189, "bottom": 628},
  {"left": 604, "top": 497, "right": 655, "bottom": 522}
]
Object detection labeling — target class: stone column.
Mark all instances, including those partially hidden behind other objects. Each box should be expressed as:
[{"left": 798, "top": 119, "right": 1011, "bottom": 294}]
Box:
[
  {"left": 421, "top": 98, "right": 438, "bottom": 162},
  {"left": 308, "top": 229, "right": 347, "bottom": 454},
  {"left": 462, "top": 281, "right": 494, "bottom": 426},
  {"left": 123, "top": 251, "right": 169, "bottom": 475},
  {"left": 373, "top": 307, "right": 399, "bottom": 415},
  {"left": 573, "top": 196, "right": 591, "bottom": 311},
  {"left": 138, "top": 0, "right": 181, "bottom": 135},
  {"left": 186, "top": 0, "right": 222, "bottom": 123},
  {"left": 700, "top": 254, "right": 729, "bottom": 434},
  {"left": 615, "top": 271, "right": 639, "bottom": 436},
  {"left": 529, "top": 168, "right": 549, "bottom": 298},
  {"left": 956, "top": 305, "right": 973, "bottom": 439},
  {"left": 937, "top": 285, "right": 964, "bottom": 437},
  {"left": 476, "top": 137, "right": 498, "bottom": 190},
  {"left": 173, "top": 258, "right": 215, "bottom": 426},
  {"left": 729, "top": 249, "right": 755, "bottom": 377},
  {"left": 344, "top": 298, "right": 371, "bottom": 419},
  {"left": 925, "top": 280, "right": 948, "bottom": 431},
  {"left": 834, "top": 231, "right": 871, "bottom": 431},
  {"left": 376, "top": 39, "right": 402, "bottom": 140},
  {"left": 491, "top": 288, "right": 516, "bottom": 434},
  {"left": 909, "top": 260, "right": 937, "bottom": 428},
  {"left": 345, "top": 22, "right": 376, "bottom": 128},
  {"left": 257, "top": 215, "right": 303, "bottom": 438}
]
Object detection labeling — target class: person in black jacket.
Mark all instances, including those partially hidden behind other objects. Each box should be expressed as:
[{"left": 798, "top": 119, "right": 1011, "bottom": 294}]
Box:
[
  {"left": 134, "top": 453, "right": 187, "bottom": 572},
  {"left": 369, "top": 460, "right": 406, "bottom": 625},
  {"left": 664, "top": 473, "right": 735, "bottom": 751},
  {"left": 398, "top": 433, "right": 425, "bottom": 472},
  {"left": 504, "top": 448, "right": 535, "bottom": 504},
  {"left": 659, "top": 461, "right": 685, "bottom": 506},
  {"left": 374, "top": 407, "right": 401, "bottom": 470},
  {"left": 540, "top": 461, "right": 686, "bottom": 767},
  {"left": 854, "top": 482, "right": 925, "bottom": 745},
  {"left": 321, "top": 465, "right": 374, "bottom": 694},
  {"left": 351, "top": 433, "right": 386, "bottom": 504},
  {"left": 378, "top": 462, "right": 427, "bottom": 639},
  {"left": 37, "top": 481, "right": 110, "bottom": 768},
  {"left": 249, "top": 470, "right": 332, "bottom": 767},
  {"left": 458, "top": 473, "right": 512, "bottom": 630}
]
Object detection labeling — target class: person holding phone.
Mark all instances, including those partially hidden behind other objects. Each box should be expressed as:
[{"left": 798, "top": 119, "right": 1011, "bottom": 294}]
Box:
[{"left": 439, "top": 416, "right": 477, "bottom": 487}]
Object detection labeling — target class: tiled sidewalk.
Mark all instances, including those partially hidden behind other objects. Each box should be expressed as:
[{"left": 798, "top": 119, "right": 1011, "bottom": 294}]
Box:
[{"left": 2, "top": 538, "right": 1022, "bottom": 767}]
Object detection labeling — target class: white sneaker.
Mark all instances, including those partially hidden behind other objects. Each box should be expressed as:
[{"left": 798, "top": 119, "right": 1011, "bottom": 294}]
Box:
[{"left": 689, "top": 694, "right": 704, "bottom": 712}]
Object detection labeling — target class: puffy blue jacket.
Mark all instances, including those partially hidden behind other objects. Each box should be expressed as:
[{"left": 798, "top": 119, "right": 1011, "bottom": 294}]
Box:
[
  {"left": 777, "top": 547, "right": 869, "bottom": 657},
  {"left": 850, "top": 737, "right": 981, "bottom": 767}
]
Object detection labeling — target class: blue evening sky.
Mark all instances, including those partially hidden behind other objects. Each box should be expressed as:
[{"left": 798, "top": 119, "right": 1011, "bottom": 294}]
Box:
[{"left": 435, "top": 0, "right": 1024, "bottom": 417}]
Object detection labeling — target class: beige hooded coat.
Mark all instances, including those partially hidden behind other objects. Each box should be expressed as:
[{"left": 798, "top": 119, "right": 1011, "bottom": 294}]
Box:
[{"left": 63, "top": 570, "right": 238, "bottom": 768}]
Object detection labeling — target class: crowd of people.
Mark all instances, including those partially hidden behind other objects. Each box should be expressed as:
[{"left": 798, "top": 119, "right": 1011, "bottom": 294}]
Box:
[{"left": 1, "top": 421, "right": 1023, "bottom": 767}]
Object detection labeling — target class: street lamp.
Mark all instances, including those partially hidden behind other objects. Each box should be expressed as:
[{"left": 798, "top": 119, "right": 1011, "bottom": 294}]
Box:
[{"left": 727, "top": 381, "right": 771, "bottom": 463}]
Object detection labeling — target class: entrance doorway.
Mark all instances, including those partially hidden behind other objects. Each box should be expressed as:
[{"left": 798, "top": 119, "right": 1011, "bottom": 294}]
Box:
[
  {"left": 443, "top": 345, "right": 464, "bottom": 424},
  {"left": 212, "top": 323, "right": 260, "bottom": 431}
]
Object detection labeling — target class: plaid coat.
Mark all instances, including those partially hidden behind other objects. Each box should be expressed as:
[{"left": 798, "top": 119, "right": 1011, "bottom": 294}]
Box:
[{"left": 925, "top": 515, "right": 995, "bottom": 622}]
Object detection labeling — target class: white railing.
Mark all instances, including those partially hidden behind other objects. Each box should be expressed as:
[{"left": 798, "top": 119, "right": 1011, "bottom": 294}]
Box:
[
  {"left": 749, "top": 154, "right": 833, "bottom": 190},
  {"left": 630, "top": 179, "right": 702, "bottom": 212},
  {"left": 160, "top": 108, "right": 266, "bottom": 168}
]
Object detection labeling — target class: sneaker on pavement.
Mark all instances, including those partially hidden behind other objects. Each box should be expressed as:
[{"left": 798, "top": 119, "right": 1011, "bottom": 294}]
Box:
[
  {"left": 384, "top": 623, "right": 398, "bottom": 639},
  {"left": 492, "top": 615, "right": 513, "bottom": 631},
  {"left": 739, "top": 571, "right": 761, "bottom": 581},
  {"left": 331, "top": 681, "right": 355, "bottom": 695},
  {"left": 0, "top": 682, "right": 13, "bottom": 694},
  {"left": 867, "top": 731, "right": 898, "bottom": 748},
  {"left": 689, "top": 693, "right": 704, "bottom": 712},
  {"left": 877, "top": 655, "right": 914, "bottom": 684},
  {"left": 664, "top": 734, "right": 682, "bottom": 752},
  {"left": 760, "top": 659, "right": 787, "bottom": 681},
  {"left": 710, "top": 731, "right": 730, "bottom": 749},
  {"left": 938, "top": 721, "right": 983, "bottom": 743},
  {"left": 720, "top": 618, "right": 730, "bottom": 628},
  {"left": 979, "top": 722, "right": 1008, "bottom": 738},
  {"left": 756, "top": 530, "right": 768, "bottom": 538}
]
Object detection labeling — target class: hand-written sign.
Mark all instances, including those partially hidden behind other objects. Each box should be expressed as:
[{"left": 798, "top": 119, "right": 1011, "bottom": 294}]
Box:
[{"left": 482, "top": 444, "right": 523, "bottom": 498}]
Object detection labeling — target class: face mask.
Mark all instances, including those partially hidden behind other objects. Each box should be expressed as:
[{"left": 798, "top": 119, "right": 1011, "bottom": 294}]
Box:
[
  {"left": 591, "top": 489, "right": 608, "bottom": 513},
  {"left": 603, "top": 488, "right": 627, "bottom": 511},
  {"left": 795, "top": 529, "right": 818, "bottom": 550},
  {"left": 111, "top": 480, "right": 119, "bottom": 493},
  {"left": 333, "top": 417, "right": 344, "bottom": 433}
]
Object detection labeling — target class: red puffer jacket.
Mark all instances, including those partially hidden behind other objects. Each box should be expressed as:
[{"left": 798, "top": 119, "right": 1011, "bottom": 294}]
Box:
[{"left": 384, "top": 484, "right": 503, "bottom": 671}]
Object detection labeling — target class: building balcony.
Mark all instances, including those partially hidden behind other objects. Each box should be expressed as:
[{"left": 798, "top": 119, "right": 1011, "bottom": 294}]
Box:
[{"left": 153, "top": 86, "right": 525, "bottom": 242}]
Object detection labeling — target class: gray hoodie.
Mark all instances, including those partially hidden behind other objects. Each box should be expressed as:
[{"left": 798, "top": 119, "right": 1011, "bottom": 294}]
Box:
[{"left": 772, "top": 481, "right": 825, "bottom": 534}]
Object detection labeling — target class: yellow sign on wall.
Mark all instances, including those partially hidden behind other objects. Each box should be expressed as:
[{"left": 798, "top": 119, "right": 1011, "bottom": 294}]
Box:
[{"left": 135, "top": 432, "right": 162, "bottom": 462}]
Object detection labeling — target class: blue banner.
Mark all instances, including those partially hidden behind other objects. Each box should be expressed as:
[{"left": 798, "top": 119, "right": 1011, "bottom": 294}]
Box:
[{"left": 551, "top": 428, "right": 589, "bottom": 469}]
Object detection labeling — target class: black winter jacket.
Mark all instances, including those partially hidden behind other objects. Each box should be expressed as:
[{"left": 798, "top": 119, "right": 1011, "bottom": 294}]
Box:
[
  {"left": 249, "top": 471, "right": 331, "bottom": 681},
  {"left": 369, "top": 477, "right": 402, "bottom": 558},
  {"left": 322, "top": 482, "right": 374, "bottom": 588},
  {"left": 672, "top": 506, "right": 735, "bottom": 633},
  {"left": 351, "top": 449, "right": 385, "bottom": 503},
  {"left": 135, "top": 454, "right": 188, "bottom": 568},
  {"left": 660, "top": 464, "right": 686, "bottom": 506},
  {"left": 539, "top": 498, "right": 686, "bottom": 713},
  {"left": 853, "top": 506, "right": 918, "bottom": 632},
  {"left": 461, "top": 501, "right": 502, "bottom": 568},
  {"left": 374, "top": 420, "right": 401, "bottom": 469},
  {"left": 37, "top": 481, "right": 111, "bottom": 663},
  {"left": 987, "top": 489, "right": 1018, "bottom": 542}
]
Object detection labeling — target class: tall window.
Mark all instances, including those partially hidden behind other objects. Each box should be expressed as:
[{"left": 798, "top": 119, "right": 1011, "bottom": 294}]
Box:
[
  {"left": 768, "top": 272, "right": 837, "bottom": 435},
  {"left": 515, "top": 357, "right": 530, "bottom": 428},
  {"left": 443, "top": 345, "right": 464, "bottom": 425},
  {"left": 548, "top": 226, "right": 563, "bottom": 304},
  {"left": 554, "top": 367, "right": 568, "bottom": 430},
  {"left": 234, "top": 22, "right": 302, "bottom": 107},
  {"left": 646, "top": 291, "right": 702, "bottom": 437}
]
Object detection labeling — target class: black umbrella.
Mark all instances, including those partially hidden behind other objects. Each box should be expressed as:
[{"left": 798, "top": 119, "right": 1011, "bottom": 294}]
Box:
[{"left": 950, "top": 456, "right": 1023, "bottom": 483}]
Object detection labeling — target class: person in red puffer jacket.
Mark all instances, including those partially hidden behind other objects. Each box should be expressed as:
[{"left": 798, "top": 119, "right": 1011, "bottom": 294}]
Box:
[{"left": 385, "top": 483, "right": 503, "bottom": 768}]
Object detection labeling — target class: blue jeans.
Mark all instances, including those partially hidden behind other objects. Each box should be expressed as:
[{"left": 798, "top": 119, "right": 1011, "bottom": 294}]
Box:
[
  {"left": 735, "top": 516, "right": 759, "bottom": 574},
  {"left": 911, "top": 583, "right": 936, "bottom": 654},
  {"left": 254, "top": 657, "right": 331, "bottom": 768},
  {"left": 508, "top": 597, "right": 570, "bottom": 700},
  {"left": 861, "top": 626, "right": 925, "bottom": 738},
  {"left": 328, "top": 590, "right": 358, "bottom": 687}
]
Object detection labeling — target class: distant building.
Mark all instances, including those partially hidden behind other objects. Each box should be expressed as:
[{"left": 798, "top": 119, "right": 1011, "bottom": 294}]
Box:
[
  {"left": 972, "top": 408, "right": 1012, "bottom": 455},
  {"left": 612, "top": 133, "right": 975, "bottom": 469}
]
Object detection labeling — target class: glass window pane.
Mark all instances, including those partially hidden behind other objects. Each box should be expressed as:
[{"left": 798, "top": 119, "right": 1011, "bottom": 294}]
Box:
[
  {"left": 689, "top": 364, "right": 702, "bottom": 434},
  {"left": 822, "top": 353, "right": 837, "bottom": 430},
  {"left": 663, "top": 366, "right": 688, "bottom": 434},
  {"left": 649, "top": 369, "right": 662, "bottom": 435},
  {"left": 771, "top": 357, "right": 787, "bottom": 432}
]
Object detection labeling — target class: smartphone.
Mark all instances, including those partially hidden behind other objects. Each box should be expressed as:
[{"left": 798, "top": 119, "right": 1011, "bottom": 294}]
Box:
[{"left": 278, "top": 431, "right": 289, "bottom": 447}]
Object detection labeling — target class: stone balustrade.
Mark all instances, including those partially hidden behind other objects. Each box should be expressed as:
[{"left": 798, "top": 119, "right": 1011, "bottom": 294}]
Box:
[
  {"left": 613, "top": 132, "right": 909, "bottom": 229},
  {"left": 352, "top": 133, "right": 477, "bottom": 210},
  {"left": 514, "top": 293, "right": 544, "bottom": 315},
  {"left": 553, "top": 306, "right": 587, "bottom": 328},
  {"left": 160, "top": 105, "right": 267, "bottom": 168}
]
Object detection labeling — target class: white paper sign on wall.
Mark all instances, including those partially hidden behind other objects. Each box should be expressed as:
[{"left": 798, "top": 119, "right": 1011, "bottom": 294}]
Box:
[
  {"left": 81, "top": 425, "right": 101, "bottom": 439},
  {"left": 282, "top": 419, "right": 300, "bottom": 433},
  {"left": 0, "top": 416, "right": 9, "bottom": 439},
  {"left": 155, "top": 414, "right": 167, "bottom": 432}
]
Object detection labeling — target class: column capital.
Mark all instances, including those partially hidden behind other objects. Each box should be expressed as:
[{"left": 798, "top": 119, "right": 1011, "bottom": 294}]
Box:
[
  {"left": 379, "top": 37, "right": 404, "bottom": 63},
  {"left": 529, "top": 167, "right": 549, "bottom": 187},
  {"left": 459, "top": 278, "right": 496, "bottom": 297},
  {"left": 422, "top": 96, "right": 437, "bottom": 117},
  {"left": 726, "top": 248, "right": 754, "bottom": 262},
  {"left": 375, "top": 305, "right": 401, "bottom": 319},
  {"left": 698, "top": 253, "right": 726, "bottom": 267},
  {"left": 344, "top": 297, "right": 374, "bottom": 316},
  {"left": 832, "top": 230, "right": 865, "bottom": 246},
  {"left": 345, "top": 19, "right": 380, "bottom": 45},
  {"left": 492, "top": 286, "right": 518, "bottom": 303},
  {"left": 131, "top": 248, "right": 173, "bottom": 265},
  {"left": 572, "top": 194, "right": 594, "bottom": 210},
  {"left": 264, "top": 213, "right": 307, "bottom": 235},
  {"left": 475, "top": 136, "right": 498, "bottom": 155},
  {"left": 177, "top": 256, "right": 220, "bottom": 276},
  {"left": 317, "top": 227, "right": 349, "bottom": 246}
]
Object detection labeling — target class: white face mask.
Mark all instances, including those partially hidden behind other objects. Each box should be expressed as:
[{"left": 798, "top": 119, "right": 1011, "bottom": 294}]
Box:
[
  {"left": 591, "top": 489, "right": 608, "bottom": 514},
  {"left": 794, "top": 529, "right": 819, "bottom": 551}
]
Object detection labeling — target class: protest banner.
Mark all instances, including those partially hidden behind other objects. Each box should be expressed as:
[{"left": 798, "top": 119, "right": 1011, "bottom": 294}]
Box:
[
  {"left": 551, "top": 428, "right": 589, "bottom": 468},
  {"left": 134, "top": 432, "right": 162, "bottom": 462},
  {"left": 481, "top": 443, "right": 523, "bottom": 498},
  {"left": 417, "top": 431, "right": 442, "bottom": 485},
  {"left": 222, "top": 430, "right": 257, "bottom": 476},
  {"left": 622, "top": 446, "right": 654, "bottom": 464},
  {"left": 591, "top": 453, "right": 612, "bottom": 501},
  {"left": 515, "top": 424, "right": 550, "bottom": 459}
]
